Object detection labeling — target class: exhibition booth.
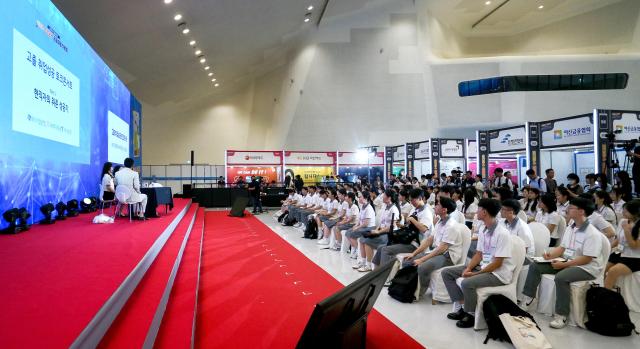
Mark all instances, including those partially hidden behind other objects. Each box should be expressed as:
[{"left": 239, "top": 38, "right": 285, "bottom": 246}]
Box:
[
  {"left": 225, "top": 150, "right": 284, "bottom": 184},
  {"left": 406, "top": 140, "right": 431, "bottom": 178},
  {"left": 384, "top": 145, "right": 406, "bottom": 181},
  {"left": 466, "top": 139, "right": 478, "bottom": 175},
  {"left": 433, "top": 138, "right": 467, "bottom": 176},
  {"left": 284, "top": 151, "right": 337, "bottom": 185},
  {"left": 337, "top": 151, "right": 384, "bottom": 183},
  {"left": 477, "top": 125, "right": 525, "bottom": 187}
]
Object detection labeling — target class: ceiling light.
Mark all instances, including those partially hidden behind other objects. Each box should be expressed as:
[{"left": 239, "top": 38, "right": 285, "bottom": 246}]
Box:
[
  {"left": 211, "top": 78, "right": 217, "bottom": 82},
  {"left": 307, "top": 5, "right": 314, "bottom": 11},
  {"left": 189, "top": 40, "right": 196, "bottom": 46},
  {"left": 485, "top": 1, "right": 491, "bottom": 5},
  {"left": 304, "top": 18, "right": 310, "bottom": 23},
  {"left": 195, "top": 49, "right": 202, "bottom": 55},
  {"left": 214, "top": 83, "right": 220, "bottom": 87},
  {"left": 208, "top": 72, "right": 213, "bottom": 76},
  {"left": 174, "top": 14, "right": 182, "bottom": 21},
  {"left": 538, "top": 5, "right": 544, "bottom": 9},
  {"left": 182, "top": 28, "right": 190, "bottom": 34},
  {"left": 164, "top": 0, "right": 173, "bottom": 4},
  {"left": 204, "top": 66, "right": 210, "bottom": 70},
  {"left": 200, "top": 58, "right": 206, "bottom": 63}
]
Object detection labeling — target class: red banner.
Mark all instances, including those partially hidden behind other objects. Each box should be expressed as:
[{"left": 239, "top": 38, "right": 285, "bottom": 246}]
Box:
[{"left": 226, "top": 166, "right": 281, "bottom": 183}]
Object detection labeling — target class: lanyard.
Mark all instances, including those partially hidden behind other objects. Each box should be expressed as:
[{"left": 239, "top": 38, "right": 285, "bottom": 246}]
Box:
[{"left": 483, "top": 226, "right": 494, "bottom": 252}]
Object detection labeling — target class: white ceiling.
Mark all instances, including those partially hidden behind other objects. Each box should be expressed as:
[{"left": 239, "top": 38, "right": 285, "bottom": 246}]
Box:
[
  {"left": 426, "top": 0, "right": 626, "bottom": 37},
  {"left": 50, "top": 0, "right": 374, "bottom": 107}
]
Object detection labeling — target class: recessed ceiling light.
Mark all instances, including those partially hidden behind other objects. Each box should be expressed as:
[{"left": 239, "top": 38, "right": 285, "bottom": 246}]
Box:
[
  {"left": 195, "top": 49, "right": 202, "bottom": 55},
  {"left": 211, "top": 78, "right": 217, "bottom": 82},
  {"left": 182, "top": 28, "right": 190, "bottom": 34},
  {"left": 174, "top": 14, "right": 182, "bottom": 21},
  {"left": 307, "top": 5, "right": 314, "bottom": 11},
  {"left": 214, "top": 83, "right": 220, "bottom": 87},
  {"left": 189, "top": 40, "right": 196, "bottom": 46},
  {"left": 204, "top": 66, "right": 210, "bottom": 70},
  {"left": 208, "top": 72, "right": 213, "bottom": 76},
  {"left": 164, "top": 0, "right": 172, "bottom": 4},
  {"left": 485, "top": 1, "right": 491, "bottom": 5},
  {"left": 538, "top": 5, "right": 544, "bottom": 9},
  {"left": 200, "top": 58, "right": 206, "bottom": 63},
  {"left": 304, "top": 18, "right": 310, "bottom": 23}
]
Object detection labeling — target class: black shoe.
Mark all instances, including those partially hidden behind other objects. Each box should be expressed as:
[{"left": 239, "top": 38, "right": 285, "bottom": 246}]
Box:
[
  {"left": 447, "top": 308, "right": 465, "bottom": 321},
  {"left": 456, "top": 314, "right": 475, "bottom": 328}
]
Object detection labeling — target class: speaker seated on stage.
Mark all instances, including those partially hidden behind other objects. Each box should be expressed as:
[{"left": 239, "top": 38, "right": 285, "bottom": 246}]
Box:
[
  {"left": 114, "top": 158, "right": 147, "bottom": 220},
  {"left": 100, "top": 161, "right": 115, "bottom": 201}
]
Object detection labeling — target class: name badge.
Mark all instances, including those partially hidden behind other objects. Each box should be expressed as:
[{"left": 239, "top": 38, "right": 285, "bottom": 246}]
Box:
[
  {"left": 481, "top": 253, "right": 492, "bottom": 268},
  {"left": 563, "top": 249, "right": 576, "bottom": 260}
]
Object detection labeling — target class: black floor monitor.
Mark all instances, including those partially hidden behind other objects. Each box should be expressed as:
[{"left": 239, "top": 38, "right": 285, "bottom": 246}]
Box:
[
  {"left": 229, "top": 196, "right": 249, "bottom": 217},
  {"left": 296, "top": 260, "right": 394, "bottom": 349}
]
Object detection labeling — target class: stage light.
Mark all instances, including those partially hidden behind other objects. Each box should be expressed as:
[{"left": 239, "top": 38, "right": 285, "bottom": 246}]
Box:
[
  {"left": 17, "top": 208, "right": 31, "bottom": 231},
  {"left": 66, "top": 200, "right": 80, "bottom": 217},
  {"left": 1, "top": 208, "right": 19, "bottom": 234},
  {"left": 55, "top": 202, "right": 67, "bottom": 220},
  {"left": 40, "top": 203, "right": 55, "bottom": 224},
  {"left": 80, "top": 198, "right": 93, "bottom": 213}
]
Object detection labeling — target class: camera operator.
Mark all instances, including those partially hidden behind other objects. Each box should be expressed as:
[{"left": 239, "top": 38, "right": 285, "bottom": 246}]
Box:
[{"left": 626, "top": 143, "right": 640, "bottom": 197}]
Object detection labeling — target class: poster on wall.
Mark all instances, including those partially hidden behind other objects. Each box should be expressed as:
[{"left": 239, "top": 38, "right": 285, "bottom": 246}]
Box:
[
  {"left": 285, "top": 166, "right": 336, "bottom": 184},
  {"left": 226, "top": 166, "right": 281, "bottom": 183},
  {"left": 539, "top": 114, "right": 593, "bottom": 148},
  {"left": 440, "top": 139, "right": 465, "bottom": 158},
  {"left": 284, "top": 151, "right": 337, "bottom": 166},
  {"left": 611, "top": 111, "right": 640, "bottom": 141},
  {"left": 414, "top": 141, "right": 430, "bottom": 160},
  {"left": 488, "top": 126, "right": 526, "bottom": 153},
  {"left": 338, "top": 166, "right": 384, "bottom": 183},
  {"left": 226, "top": 150, "right": 283, "bottom": 166},
  {"left": 469, "top": 159, "right": 519, "bottom": 186},
  {"left": 467, "top": 140, "right": 477, "bottom": 159},
  {"left": 131, "top": 96, "right": 143, "bottom": 167},
  {"left": 440, "top": 159, "right": 465, "bottom": 176},
  {"left": 337, "top": 151, "right": 384, "bottom": 166}
]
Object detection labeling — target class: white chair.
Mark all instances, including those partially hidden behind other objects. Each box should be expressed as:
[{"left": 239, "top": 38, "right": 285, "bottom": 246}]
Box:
[
  {"left": 517, "top": 210, "right": 528, "bottom": 224},
  {"left": 456, "top": 236, "right": 527, "bottom": 330},
  {"left": 98, "top": 183, "right": 116, "bottom": 216},
  {"left": 517, "top": 223, "right": 550, "bottom": 301},
  {"left": 554, "top": 215, "right": 567, "bottom": 247},
  {"left": 114, "top": 185, "right": 142, "bottom": 222},
  {"left": 430, "top": 223, "right": 472, "bottom": 304},
  {"left": 616, "top": 271, "right": 640, "bottom": 313},
  {"left": 536, "top": 233, "right": 611, "bottom": 327}
]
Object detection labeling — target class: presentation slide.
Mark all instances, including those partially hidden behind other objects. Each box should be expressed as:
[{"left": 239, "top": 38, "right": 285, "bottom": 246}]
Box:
[{"left": 0, "top": 0, "right": 134, "bottom": 226}]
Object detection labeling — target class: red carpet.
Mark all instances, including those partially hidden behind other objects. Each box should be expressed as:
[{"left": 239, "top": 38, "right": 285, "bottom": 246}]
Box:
[
  {"left": 155, "top": 207, "right": 205, "bottom": 349},
  {"left": 195, "top": 211, "right": 424, "bottom": 349},
  {"left": 99, "top": 204, "right": 199, "bottom": 348},
  {"left": 0, "top": 199, "right": 190, "bottom": 348}
]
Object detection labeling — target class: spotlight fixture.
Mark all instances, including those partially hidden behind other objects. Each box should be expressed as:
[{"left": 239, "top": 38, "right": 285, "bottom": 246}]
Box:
[
  {"left": 66, "top": 199, "right": 80, "bottom": 217},
  {"left": 304, "top": 17, "right": 310, "bottom": 23},
  {"left": 189, "top": 40, "right": 196, "bottom": 46},
  {"left": 164, "top": 0, "right": 173, "bottom": 4},
  {"left": 174, "top": 14, "right": 182, "bottom": 21},
  {"left": 307, "top": 5, "right": 314, "bottom": 11},
  {"left": 40, "top": 203, "right": 55, "bottom": 224},
  {"left": 538, "top": 5, "right": 544, "bottom": 9},
  {"left": 80, "top": 198, "right": 94, "bottom": 213},
  {"left": 183, "top": 28, "right": 190, "bottom": 34},
  {"left": 55, "top": 202, "right": 67, "bottom": 220},
  {"left": 17, "top": 208, "right": 31, "bottom": 231},
  {"left": 195, "top": 49, "right": 202, "bottom": 55},
  {"left": 214, "top": 83, "right": 220, "bottom": 87},
  {"left": 485, "top": 1, "right": 491, "bottom": 5},
  {"left": 200, "top": 57, "right": 206, "bottom": 63},
  {"left": 208, "top": 72, "right": 213, "bottom": 76},
  {"left": 211, "top": 78, "right": 216, "bottom": 82},
  {"left": 1, "top": 208, "right": 19, "bottom": 234},
  {"left": 177, "top": 22, "right": 189, "bottom": 35},
  {"left": 204, "top": 66, "right": 210, "bottom": 70}
]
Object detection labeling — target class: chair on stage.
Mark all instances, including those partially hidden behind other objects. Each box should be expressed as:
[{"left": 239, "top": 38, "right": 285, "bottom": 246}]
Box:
[
  {"left": 115, "top": 186, "right": 142, "bottom": 222},
  {"left": 99, "top": 183, "right": 116, "bottom": 216}
]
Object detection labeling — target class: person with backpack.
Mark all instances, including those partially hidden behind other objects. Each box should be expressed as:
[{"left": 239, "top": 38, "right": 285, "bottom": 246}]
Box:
[
  {"left": 442, "top": 198, "right": 515, "bottom": 328},
  {"left": 525, "top": 169, "right": 547, "bottom": 193},
  {"left": 521, "top": 197, "right": 605, "bottom": 329},
  {"left": 605, "top": 199, "right": 640, "bottom": 289},
  {"left": 403, "top": 197, "right": 464, "bottom": 296}
]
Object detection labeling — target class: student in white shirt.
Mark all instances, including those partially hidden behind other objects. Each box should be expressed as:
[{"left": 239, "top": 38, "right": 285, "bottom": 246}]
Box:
[
  {"left": 443, "top": 199, "right": 515, "bottom": 328},
  {"left": 346, "top": 191, "right": 376, "bottom": 261},
  {"left": 593, "top": 190, "right": 617, "bottom": 227},
  {"left": 397, "top": 190, "right": 413, "bottom": 224},
  {"left": 501, "top": 200, "right": 535, "bottom": 258},
  {"left": 461, "top": 188, "right": 479, "bottom": 227},
  {"left": 522, "top": 187, "right": 540, "bottom": 222},
  {"left": 536, "top": 193, "right": 564, "bottom": 247},
  {"left": 452, "top": 189, "right": 464, "bottom": 212},
  {"left": 317, "top": 189, "right": 341, "bottom": 245},
  {"left": 404, "top": 197, "right": 463, "bottom": 295},
  {"left": 356, "top": 190, "right": 400, "bottom": 272},
  {"left": 555, "top": 186, "right": 571, "bottom": 221},
  {"left": 605, "top": 200, "right": 640, "bottom": 289},
  {"left": 610, "top": 187, "right": 626, "bottom": 217},
  {"left": 372, "top": 189, "right": 433, "bottom": 269},
  {"left": 522, "top": 198, "right": 605, "bottom": 329},
  {"left": 332, "top": 192, "right": 359, "bottom": 249},
  {"left": 491, "top": 168, "right": 513, "bottom": 190},
  {"left": 474, "top": 174, "right": 485, "bottom": 196}
]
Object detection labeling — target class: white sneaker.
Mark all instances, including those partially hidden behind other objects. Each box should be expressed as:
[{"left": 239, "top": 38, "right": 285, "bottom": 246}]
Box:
[
  {"left": 549, "top": 315, "right": 567, "bottom": 329},
  {"left": 520, "top": 296, "right": 535, "bottom": 311},
  {"left": 293, "top": 222, "right": 302, "bottom": 228},
  {"left": 352, "top": 261, "right": 364, "bottom": 269},
  {"left": 357, "top": 265, "right": 372, "bottom": 272},
  {"left": 317, "top": 238, "right": 330, "bottom": 245},
  {"left": 350, "top": 250, "right": 358, "bottom": 259}
]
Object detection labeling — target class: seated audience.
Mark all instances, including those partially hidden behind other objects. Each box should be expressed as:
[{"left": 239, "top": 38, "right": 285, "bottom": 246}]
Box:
[
  {"left": 331, "top": 192, "right": 360, "bottom": 250},
  {"left": 565, "top": 173, "right": 583, "bottom": 198},
  {"left": 605, "top": 199, "right": 640, "bottom": 289},
  {"left": 354, "top": 190, "right": 400, "bottom": 272},
  {"left": 346, "top": 191, "right": 377, "bottom": 261},
  {"left": 594, "top": 190, "right": 617, "bottom": 226},
  {"left": 536, "top": 193, "right": 564, "bottom": 247},
  {"left": 501, "top": 199, "right": 535, "bottom": 258}
]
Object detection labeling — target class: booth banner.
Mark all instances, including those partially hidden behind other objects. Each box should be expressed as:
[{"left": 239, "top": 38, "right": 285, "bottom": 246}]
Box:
[
  {"left": 226, "top": 150, "right": 283, "bottom": 165},
  {"left": 285, "top": 166, "right": 335, "bottom": 184},
  {"left": 611, "top": 111, "right": 640, "bottom": 141},
  {"left": 440, "top": 159, "right": 465, "bottom": 177},
  {"left": 595, "top": 110, "right": 611, "bottom": 174},
  {"left": 440, "top": 139, "right": 465, "bottom": 158},
  {"left": 488, "top": 126, "right": 526, "bottom": 153},
  {"left": 414, "top": 140, "right": 431, "bottom": 160},
  {"left": 284, "top": 151, "right": 336, "bottom": 166},
  {"left": 338, "top": 166, "right": 384, "bottom": 183},
  {"left": 130, "top": 95, "right": 143, "bottom": 167},
  {"left": 477, "top": 131, "right": 490, "bottom": 179},
  {"left": 227, "top": 166, "right": 280, "bottom": 183},
  {"left": 539, "top": 114, "right": 593, "bottom": 148},
  {"left": 469, "top": 159, "right": 519, "bottom": 186},
  {"left": 385, "top": 146, "right": 394, "bottom": 182},
  {"left": 431, "top": 139, "right": 441, "bottom": 175},
  {"left": 527, "top": 122, "right": 541, "bottom": 176},
  {"left": 393, "top": 145, "right": 406, "bottom": 163},
  {"left": 337, "top": 151, "right": 384, "bottom": 166},
  {"left": 467, "top": 139, "right": 477, "bottom": 159},
  {"left": 406, "top": 143, "right": 415, "bottom": 178}
]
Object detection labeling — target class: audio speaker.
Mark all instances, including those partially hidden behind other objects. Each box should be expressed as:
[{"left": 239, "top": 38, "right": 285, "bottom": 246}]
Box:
[
  {"left": 190, "top": 150, "right": 195, "bottom": 166},
  {"left": 229, "top": 196, "right": 249, "bottom": 217}
]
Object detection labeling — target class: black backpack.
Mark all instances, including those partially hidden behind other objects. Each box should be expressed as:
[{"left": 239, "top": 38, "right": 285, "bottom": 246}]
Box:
[
  {"left": 387, "top": 265, "right": 418, "bottom": 303},
  {"left": 303, "top": 218, "right": 318, "bottom": 239},
  {"left": 585, "top": 286, "right": 638, "bottom": 337},
  {"left": 277, "top": 212, "right": 288, "bottom": 223},
  {"left": 283, "top": 213, "right": 296, "bottom": 226},
  {"left": 483, "top": 294, "right": 538, "bottom": 344}
]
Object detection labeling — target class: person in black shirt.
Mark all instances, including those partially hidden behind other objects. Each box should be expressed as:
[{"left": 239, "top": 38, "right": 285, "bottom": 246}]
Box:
[
  {"left": 628, "top": 145, "right": 640, "bottom": 197},
  {"left": 248, "top": 176, "right": 263, "bottom": 214}
]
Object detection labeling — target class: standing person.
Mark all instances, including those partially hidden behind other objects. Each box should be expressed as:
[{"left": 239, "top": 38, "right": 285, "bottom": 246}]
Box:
[
  {"left": 442, "top": 199, "right": 515, "bottom": 328},
  {"left": 114, "top": 158, "right": 148, "bottom": 220},
  {"left": 100, "top": 162, "right": 115, "bottom": 201},
  {"left": 627, "top": 144, "right": 640, "bottom": 197},
  {"left": 526, "top": 169, "right": 547, "bottom": 193},
  {"left": 544, "top": 169, "right": 558, "bottom": 195},
  {"left": 613, "top": 171, "right": 633, "bottom": 202},
  {"left": 566, "top": 173, "right": 583, "bottom": 198},
  {"left": 284, "top": 174, "right": 292, "bottom": 189},
  {"left": 294, "top": 174, "right": 304, "bottom": 193},
  {"left": 248, "top": 176, "right": 264, "bottom": 214}
]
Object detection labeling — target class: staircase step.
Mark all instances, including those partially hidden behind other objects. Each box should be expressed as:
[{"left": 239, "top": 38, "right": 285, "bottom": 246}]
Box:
[
  {"left": 154, "top": 207, "right": 205, "bottom": 348},
  {"left": 97, "top": 204, "right": 199, "bottom": 349}
]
